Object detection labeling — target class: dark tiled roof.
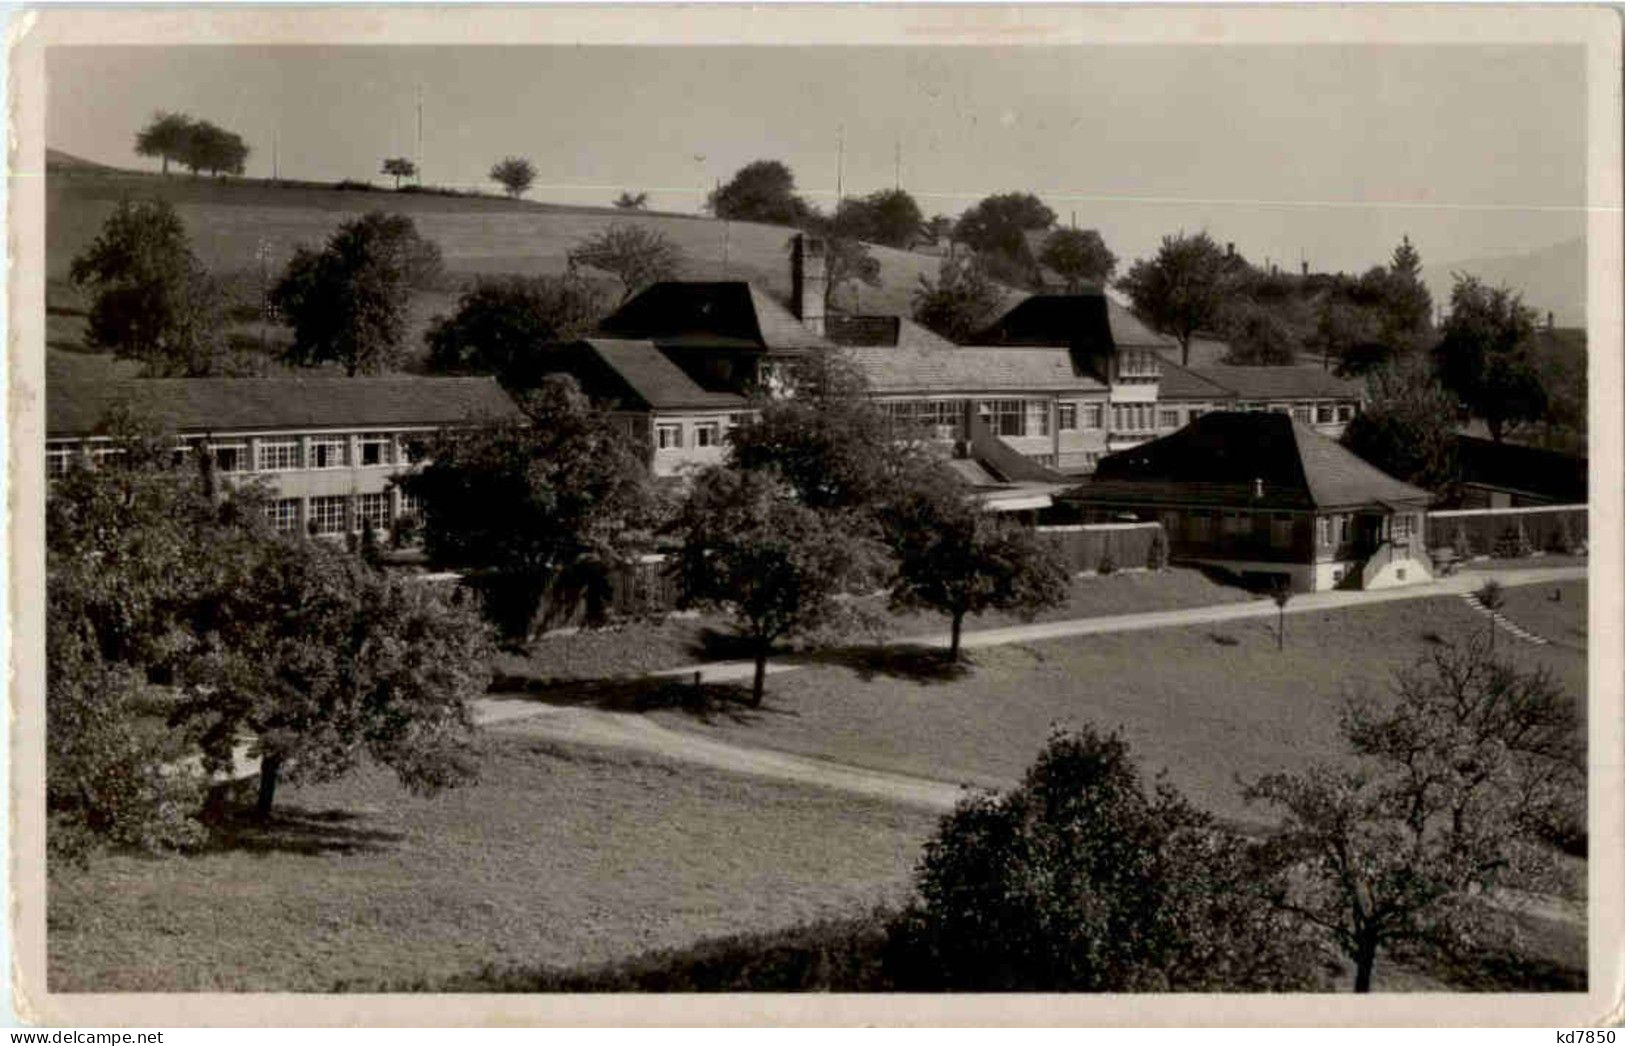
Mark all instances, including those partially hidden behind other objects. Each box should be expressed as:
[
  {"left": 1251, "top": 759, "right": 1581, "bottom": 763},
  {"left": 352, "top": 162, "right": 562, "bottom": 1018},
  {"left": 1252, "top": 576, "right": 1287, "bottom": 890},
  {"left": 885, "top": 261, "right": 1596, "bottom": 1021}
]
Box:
[
  {"left": 598, "top": 281, "right": 833, "bottom": 350},
  {"left": 1157, "top": 361, "right": 1238, "bottom": 401},
  {"left": 1456, "top": 435, "right": 1588, "bottom": 503},
  {"left": 825, "top": 315, "right": 899, "bottom": 347},
  {"left": 1187, "top": 365, "right": 1364, "bottom": 401},
  {"left": 573, "top": 339, "right": 746, "bottom": 411},
  {"left": 48, "top": 373, "right": 524, "bottom": 438},
  {"left": 1070, "top": 411, "right": 1430, "bottom": 511},
  {"left": 976, "top": 293, "right": 1176, "bottom": 351},
  {"left": 846, "top": 345, "right": 1105, "bottom": 395}
]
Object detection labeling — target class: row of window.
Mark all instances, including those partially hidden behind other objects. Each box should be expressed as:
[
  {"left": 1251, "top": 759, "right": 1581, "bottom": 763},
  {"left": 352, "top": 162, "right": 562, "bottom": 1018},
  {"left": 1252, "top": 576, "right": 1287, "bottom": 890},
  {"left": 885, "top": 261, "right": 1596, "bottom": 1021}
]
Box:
[
  {"left": 48, "top": 433, "right": 418, "bottom": 477},
  {"left": 264, "top": 491, "right": 421, "bottom": 536}
]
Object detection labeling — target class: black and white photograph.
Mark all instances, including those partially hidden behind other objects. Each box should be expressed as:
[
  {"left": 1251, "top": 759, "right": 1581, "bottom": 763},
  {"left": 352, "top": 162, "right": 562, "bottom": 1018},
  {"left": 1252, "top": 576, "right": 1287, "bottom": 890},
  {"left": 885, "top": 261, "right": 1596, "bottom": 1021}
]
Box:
[{"left": 8, "top": 4, "right": 1621, "bottom": 1027}]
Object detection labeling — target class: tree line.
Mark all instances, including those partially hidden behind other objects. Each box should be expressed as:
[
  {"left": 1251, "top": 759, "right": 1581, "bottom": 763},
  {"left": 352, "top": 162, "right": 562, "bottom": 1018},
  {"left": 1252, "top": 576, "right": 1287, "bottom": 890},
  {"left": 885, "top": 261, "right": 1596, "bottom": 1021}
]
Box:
[{"left": 134, "top": 112, "right": 250, "bottom": 178}]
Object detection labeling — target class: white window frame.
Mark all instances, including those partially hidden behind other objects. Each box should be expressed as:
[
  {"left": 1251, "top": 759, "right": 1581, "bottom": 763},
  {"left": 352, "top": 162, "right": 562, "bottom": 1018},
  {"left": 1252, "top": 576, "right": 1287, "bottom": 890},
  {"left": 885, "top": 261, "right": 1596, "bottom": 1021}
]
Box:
[
  {"left": 398, "top": 489, "right": 422, "bottom": 519},
  {"left": 1336, "top": 403, "right": 1355, "bottom": 422},
  {"left": 358, "top": 435, "right": 394, "bottom": 467},
  {"left": 309, "top": 495, "right": 348, "bottom": 536},
  {"left": 1057, "top": 403, "right": 1078, "bottom": 431},
  {"left": 1316, "top": 403, "right": 1335, "bottom": 424},
  {"left": 257, "top": 439, "right": 302, "bottom": 472},
  {"left": 210, "top": 441, "right": 249, "bottom": 473},
  {"left": 1159, "top": 409, "right": 1180, "bottom": 429},
  {"left": 655, "top": 423, "right": 683, "bottom": 450},
  {"left": 694, "top": 422, "right": 722, "bottom": 448},
  {"left": 46, "top": 447, "right": 73, "bottom": 477},
  {"left": 310, "top": 437, "right": 349, "bottom": 470},
  {"left": 266, "top": 498, "right": 301, "bottom": 533},
  {"left": 1082, "top": 403, "right": 1104, "bottom": 429},
  {"left": 356, "top": 492, "right": 390, "bottom": 532}
]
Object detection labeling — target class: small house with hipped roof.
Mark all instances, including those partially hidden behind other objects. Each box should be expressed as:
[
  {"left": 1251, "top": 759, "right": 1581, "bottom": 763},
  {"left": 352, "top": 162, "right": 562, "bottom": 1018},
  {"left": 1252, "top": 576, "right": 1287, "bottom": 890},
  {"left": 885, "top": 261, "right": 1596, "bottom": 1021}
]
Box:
[{"left": 1063, "top": 411, "right": 1433, "bottom": 592}]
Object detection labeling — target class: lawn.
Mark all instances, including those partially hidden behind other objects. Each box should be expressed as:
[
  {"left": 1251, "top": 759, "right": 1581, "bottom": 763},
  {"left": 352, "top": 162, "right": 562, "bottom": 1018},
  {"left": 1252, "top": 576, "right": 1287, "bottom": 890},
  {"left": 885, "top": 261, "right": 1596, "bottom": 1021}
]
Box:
[
  {"left": 47, "top": 735, "right": 936, "bottom": 992},
  {"left": 1494, "top": 580, "right": 1589, "bottom": 651},
  {"left": 493, "top": 567, "right": 1260, "bottom": 686},
  {"left": 647, "top": 592, "right": 1588, "bottom": 824}
]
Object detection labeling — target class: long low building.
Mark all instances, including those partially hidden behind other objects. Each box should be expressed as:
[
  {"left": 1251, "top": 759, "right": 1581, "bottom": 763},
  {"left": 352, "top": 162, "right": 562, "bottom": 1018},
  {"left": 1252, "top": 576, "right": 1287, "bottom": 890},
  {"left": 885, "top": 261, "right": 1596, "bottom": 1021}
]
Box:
[{"left": 46, "top": 372, "right": 524, "bottom": 536}]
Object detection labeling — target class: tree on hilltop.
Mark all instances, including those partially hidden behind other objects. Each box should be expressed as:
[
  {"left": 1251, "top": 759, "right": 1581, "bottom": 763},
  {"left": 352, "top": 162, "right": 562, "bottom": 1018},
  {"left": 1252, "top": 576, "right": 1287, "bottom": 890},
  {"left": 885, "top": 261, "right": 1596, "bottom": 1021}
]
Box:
[
  {"left": 381, "top": 157, "right": 418, "bottom": 189},
  {"left": 1038, "top": 227, "right": 1117, "bottom": 292},
  {"left": 133, "top": 111, "right": 194, "bottom": 176},
  {"left": 425, "top": 274, "right": 607, "bottom": 383},
  {"left": 489, "top": 156, "right": 537, "bottom": 199},
  {"left": 1433, "top": 275, "right": 1548, "bottom": 443},
  {"left": 911, "top": 254, "right": 1005, "bottom": 344},
  {"left": 707, "top": 160, "right": 809, "bottom": 226},
  {"left": 568, "top": 223, "right": 685, "bottom": 304},
  {"left": 613, "top": 191, "right": 650, "bottom": 210},
  {"left": 1116, "top": 231, "right": 1236, "bottom": 368}
]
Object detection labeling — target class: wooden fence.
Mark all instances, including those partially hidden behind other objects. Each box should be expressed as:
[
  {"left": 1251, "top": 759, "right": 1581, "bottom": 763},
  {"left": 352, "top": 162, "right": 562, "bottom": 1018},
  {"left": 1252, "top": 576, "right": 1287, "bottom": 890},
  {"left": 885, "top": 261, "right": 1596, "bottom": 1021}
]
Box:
[
  {"left": 1036, "top": 522, "right": 1166, "bottom": 574},
  {"left": 1425, "top": 504, "right": 1588, "bottom": 558}
]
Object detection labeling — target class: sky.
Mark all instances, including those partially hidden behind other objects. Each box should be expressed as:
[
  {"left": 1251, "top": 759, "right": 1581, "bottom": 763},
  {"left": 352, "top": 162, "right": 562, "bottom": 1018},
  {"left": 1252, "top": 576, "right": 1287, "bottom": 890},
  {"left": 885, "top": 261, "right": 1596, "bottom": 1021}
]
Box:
[{"left": 47, "top": 44, "right": 1588, "bottom": 277}]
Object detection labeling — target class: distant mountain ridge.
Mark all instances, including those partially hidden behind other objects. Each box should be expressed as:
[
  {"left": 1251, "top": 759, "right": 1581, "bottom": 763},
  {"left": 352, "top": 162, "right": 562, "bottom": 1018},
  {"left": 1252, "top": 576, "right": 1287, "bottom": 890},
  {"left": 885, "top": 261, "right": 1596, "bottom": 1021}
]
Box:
[{"left": 1425, "top": 237, "right": 1585, "bottom": 327}]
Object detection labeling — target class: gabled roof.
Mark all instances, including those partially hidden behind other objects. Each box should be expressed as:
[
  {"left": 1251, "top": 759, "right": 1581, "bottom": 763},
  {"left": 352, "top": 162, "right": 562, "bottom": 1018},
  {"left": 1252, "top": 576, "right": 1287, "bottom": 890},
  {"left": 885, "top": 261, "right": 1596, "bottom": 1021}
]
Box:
[
  {"left": 569, "top": 339, "right": 746, "bottom": 412},
  {"left": 598, "top": 281, "right": 833, "bottom": 351},
  {"left": 1186, "top": 365, "right": 1364, "bottom": 402},
  {"left": 1156, "top": 361, "right": 1239, "bottom": 401},
  {"left": 975, "top": 293, "right": 1177, "bottom": 351},
  {"left": 1455, "top": 435, "right": 1588, "bottom": 503},
  {"left": 844, "top": 345, "right": 1106, "bottom": 395},
  {"left": 48, "top": 373, "right": 524, "bottom": 438},
  {"left": 1071, "top": 411, "right": 1430, "bottom": 512},
  {"left": 824, "top": 315, "right": 957, "bottom": 351}
]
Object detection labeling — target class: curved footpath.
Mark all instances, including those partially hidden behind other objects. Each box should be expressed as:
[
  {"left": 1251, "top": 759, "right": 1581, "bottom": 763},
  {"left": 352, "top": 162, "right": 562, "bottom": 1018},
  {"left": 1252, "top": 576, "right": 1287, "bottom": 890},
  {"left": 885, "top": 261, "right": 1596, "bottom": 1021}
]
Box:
[{"left": 476, "top": 564, "right": 1587, "bottom": 809}]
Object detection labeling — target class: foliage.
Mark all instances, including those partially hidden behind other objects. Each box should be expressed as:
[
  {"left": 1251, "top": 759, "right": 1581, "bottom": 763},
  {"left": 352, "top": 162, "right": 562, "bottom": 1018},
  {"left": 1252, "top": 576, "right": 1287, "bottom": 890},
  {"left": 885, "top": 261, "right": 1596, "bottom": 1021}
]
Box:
[
  {"left": 1494, "top": 522, "right": 1535, "bottom": 560},
  {"left": 911, "top": 254, "right": 1006, "bottom": 344},
  {"left": 706, "top": 160, "right": 809, "bottom": 225},
  {"left": 1340, "top": 359, "right": 1460, "bottom": 494},
  {"left": 132, "top": 111, "right": 194, "bottom": 176},
  {"left": 398, "top": 376, "right": 655, "bottom": 639},
  {"left": 884, "top": 474, "right": 1070, "bottom": 660},
  {"left": 1038, "top": 227, "right": 1117, "bottom": 292},
  {"left": 68, "top": 199, "right": 242, "bottom": 376},
  {"left": 1434, "top": 276, "right": 1548, "bottom": 442},
  {"left": 1245, "top": 635, "right": 1583, "bottom": 991},
  {"left": 921, "top": 214, "right": 955, "bottom": 243},
  {"left": 672, "top": 467, "right": 879, "bottom": 705},
  {"left": 952, "top": 192, "right": 1056, "bottom": 262},
  {"left": 381, "top": 157, "right": 418, "bottom": 189},
  {"left": 1220, "top": 301, "right": 1299, "bottom": 365},
  {"left": 896, "top": 726, "right": 1323, "bottom": 991},
  {"left": 613, "top": 190, "right": 650, "bottom": 210},
  {"left": 174, "top": 541, "right": 493, "bottom": 818},
  {"left": 488, "top": 156, "right": 537, "bottom": 198},
  {"left": 1377, "top": 235, "right": 1434, "bottom": 355},
  {"left": 801, "top": 212, "right": 884, "bottom": 309},
  {"left": 567, "top": 223, "right": 685, "bottom": 304},
  {"left": 1115, "top": 231, "right": 1237, "bottom": 367},
  {"left": 271, "top": 211, "right": 444, "bottom": 375},
  {"left": 833, "top": 188, "right": 925, "bottom": 249},
  {"left": 424, "top": 273, "right": 606, "bottom": 383}
]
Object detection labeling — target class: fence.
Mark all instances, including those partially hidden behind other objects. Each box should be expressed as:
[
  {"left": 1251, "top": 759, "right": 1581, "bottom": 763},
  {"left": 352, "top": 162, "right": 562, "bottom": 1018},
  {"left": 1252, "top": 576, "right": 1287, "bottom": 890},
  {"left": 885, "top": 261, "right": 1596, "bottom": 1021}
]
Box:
[
  {"left": 1037, "top": 522, "right": 1166, "bottom": 574},
  {"left": 1425, "top": 504, "right": 1588, "bottom": 559}
]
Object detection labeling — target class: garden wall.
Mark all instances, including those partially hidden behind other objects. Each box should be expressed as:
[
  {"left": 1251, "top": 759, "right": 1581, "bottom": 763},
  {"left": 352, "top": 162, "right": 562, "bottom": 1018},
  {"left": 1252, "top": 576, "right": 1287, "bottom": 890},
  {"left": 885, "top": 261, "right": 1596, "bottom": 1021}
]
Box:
[
  {"left": 1425, "top": 504, "right": 1588, "bottom": 558},
  {"left": 1037, "top": 522, "right": 1166, "bottom": 574}
]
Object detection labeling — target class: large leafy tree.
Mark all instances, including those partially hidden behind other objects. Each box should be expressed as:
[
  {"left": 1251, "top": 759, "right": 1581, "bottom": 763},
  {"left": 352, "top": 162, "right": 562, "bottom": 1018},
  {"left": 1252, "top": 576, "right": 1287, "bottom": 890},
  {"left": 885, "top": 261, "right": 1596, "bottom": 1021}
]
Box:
[
  {"left": 911, "top": 254, "right": 1006, "bottom": 344},
  {"left": 271, "top": 211, "right": 443, "bottom": 375},
  {"left": 398, "top": 376, "right": 655, "bottom": 639},
  {"left": 489, "top": 156, "right": 536, "bottom": 198},
  {"left": 672, "top": 466, "right": 877, "bottom": 706},
  {"left": 424, "top": 274, "right": 606, "bottom": 383},
  {"left": 1433, "top": 275, "right": 1548, "bottom": 442},
  {"left": 175, "top": 541, "right": 493, "bottom": 819},
  {"left": 884, "top": 471, "right": 1070, "bottom": 661},
  {"left": 952, "top": 192, "right": 1056, "bottom": 262},
  {"left": 180, "top": 121, "right": 250, "bottom": 178},
  {"left": 1038, "top": 227, "right": 1117, "bottom": 292},
  {"left": 895, "top": 726, "right": 1323, "bottom": 991},
  {"left": 1220, "top": 300, "right": 1299, "bottom": 366},
  {"left": 567, "top": 223, "right": 685, "bottom": 304},
  {"left": 706, "top": 160, "right": 809, "bottom": 226},
  {"left": 1246, "top": 636, "right": 1582, "bottom": 992},
  {"left": 803, "top": 211, "right": 883, "bottom": 310},
  {"left": 1340, "top": 360, "right": 1460, "bottom": 495},
  {"left": 133, "top": 111, "right": 194, "bottom": 176},
  {"left": 835, "top": 188, "right": 925, "bottom": 249},
  {"left": 1116, "top": 231, "right": 1237, "bottom": 367},
  {"left": 68, "top": 199, "right": 234, "bottom": 376}
]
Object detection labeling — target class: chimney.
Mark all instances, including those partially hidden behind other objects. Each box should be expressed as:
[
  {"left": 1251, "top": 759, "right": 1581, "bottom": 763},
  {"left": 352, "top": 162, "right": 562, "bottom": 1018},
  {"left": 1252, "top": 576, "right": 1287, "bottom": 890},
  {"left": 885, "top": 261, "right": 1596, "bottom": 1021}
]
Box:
[
  {"left": 790, "top": 234, "right": 828, "bottom": 337},
  {"left": 1226, "top": 242, "right": 1235, "bottom": 257},
  {"left": 1547, "top": 310, "right": 1555, "bottom": 331}
]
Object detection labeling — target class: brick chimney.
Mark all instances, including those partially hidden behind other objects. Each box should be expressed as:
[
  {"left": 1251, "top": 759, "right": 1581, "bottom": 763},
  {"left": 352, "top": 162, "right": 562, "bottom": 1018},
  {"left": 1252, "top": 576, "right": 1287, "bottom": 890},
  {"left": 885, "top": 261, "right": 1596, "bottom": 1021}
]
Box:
[{"left": 790, "top": 234, "right": 828, "bottom": 337}]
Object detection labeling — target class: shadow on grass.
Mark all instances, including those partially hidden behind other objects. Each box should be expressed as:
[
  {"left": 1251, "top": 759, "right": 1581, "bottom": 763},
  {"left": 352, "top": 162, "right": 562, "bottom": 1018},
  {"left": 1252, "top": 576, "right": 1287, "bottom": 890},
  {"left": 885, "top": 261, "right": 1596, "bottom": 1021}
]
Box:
[
  {"left": 790, "top": 643, "right": 972, "bottom": 685},
  {"left": 196, "top": 794, "right": 405, "bottom": 857},
  {"left": 1208, "top": 632, "right": 1241, "bottom": 647},
  {"left": 487, "top": 672, "right": 773, "bottom": 725}
]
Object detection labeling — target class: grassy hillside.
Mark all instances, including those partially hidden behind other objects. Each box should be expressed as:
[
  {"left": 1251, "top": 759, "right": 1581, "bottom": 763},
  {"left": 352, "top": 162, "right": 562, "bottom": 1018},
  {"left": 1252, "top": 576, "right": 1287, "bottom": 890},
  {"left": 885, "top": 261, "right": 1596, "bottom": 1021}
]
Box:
[{"left": 47, "top": 165, "right": 990, "bottom": 368}]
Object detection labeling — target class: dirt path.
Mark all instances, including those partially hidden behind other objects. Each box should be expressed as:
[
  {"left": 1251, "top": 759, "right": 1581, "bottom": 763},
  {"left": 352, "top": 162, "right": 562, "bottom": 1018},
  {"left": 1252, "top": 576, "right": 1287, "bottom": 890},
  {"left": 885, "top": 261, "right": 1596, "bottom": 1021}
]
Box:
[{"left": 482, "top": 699, "right": 967, "bottom": 812}]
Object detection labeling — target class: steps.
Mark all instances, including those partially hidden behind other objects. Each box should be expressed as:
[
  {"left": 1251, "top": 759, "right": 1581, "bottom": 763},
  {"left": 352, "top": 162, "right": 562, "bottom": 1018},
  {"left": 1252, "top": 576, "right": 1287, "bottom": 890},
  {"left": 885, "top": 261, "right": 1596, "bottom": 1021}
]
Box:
[{"left": 1460, "top": 594, "right": 1549, "bottom": 646}]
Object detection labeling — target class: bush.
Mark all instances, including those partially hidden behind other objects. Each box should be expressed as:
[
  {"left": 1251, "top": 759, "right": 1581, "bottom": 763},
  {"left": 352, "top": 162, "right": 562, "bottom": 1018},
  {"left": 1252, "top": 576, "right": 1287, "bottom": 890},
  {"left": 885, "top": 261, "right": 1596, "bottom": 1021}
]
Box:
[
  {"left": 893, "top": 726, "right": 1325, "bottom": 991},
  {"left": 1493, "top": 521, "right": 1534, "bottom": 559},
  {"left": 1544, "top": 515, "right": 1576, "bottom": 556},
  {"left": 333, "top": 179, "right": 376, "bottom": 192}
]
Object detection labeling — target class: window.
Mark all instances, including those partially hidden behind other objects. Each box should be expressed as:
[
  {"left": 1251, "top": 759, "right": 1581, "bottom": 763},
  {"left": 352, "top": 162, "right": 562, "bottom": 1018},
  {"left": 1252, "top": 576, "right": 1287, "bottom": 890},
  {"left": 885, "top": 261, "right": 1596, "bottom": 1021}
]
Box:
[
  {"left": 1291, "top": 405, "right": 1311, "bottom": 423},
  {"left": 310, "top": 438, "right": 348, "bottom": 469},
  {"left": 978, "top": 400, "right": 1031, "bottom": 438},
  {"left": 356, "top": 492, "right": 390, "bottom": 532},
  {"left": 1057, "top": 403, "right": 1078, "bottom": 431},
  {"left": 1159, "top": 409, "right": 1180, "bottom": 429},
  {"left": 1336, "top": 514, "right": 1351, "bottom": 544},
  {"left": 1221, "top": 511, "right": 1250, "bottom": 537},
  {"left": 1270, "top": 513, "right": 1294, "bottom": 548},
  {"left": 727, "top": 412, "right": 754, "bottom": 429},
  {"left": 359, "top": 435, "right": 394, "bottom": 467},
  {"left": 210, "top": 442, "right": 248, "bottom": 473},
  {"left": 265, "top": 498, "right": 301, "bottom": 533},
  {"left": 1393, "top": 513, "right": 1414, "bottom": 539},
  {"left": 1316, "top": 403, "right": 1335, "bottom": 424},
  {"left": 1336, "top": 403, "right": 1355, "bottom": 422},
  {"left": 1317, "top": 517, "right": 1331, "bottom": 546},
  {"left": 257, "top": 439, "right": 301, "bottom": 472},
  {"left": 1117, "top": 349, "right": 1160, "bottom": 380},
  {"left": 46, "top": 447, "right": 72, "bottom": 477},
  {"left": 656, "top": 424, "right": 683, "bottom": 450},
  {"left": 694, "top": 422, "right": 721, "bottom": 448},
  {"left": 88, "top": 446, "right": 125, "bottom": 468},
  {"left": 1114, "top": 403, "right": 1155, "bottom": 433},
  {"left": 309, "top": 496, "right": 348, "bottom": 536},
  {"left": 400, "top": 437, "right": 427, "bottom": 465},
  {"left": 1082, "top": 403, "right": 1104, "bottom": 429},
  {"left": 398, "top": 489, "right": 421, "bottom": 519}
]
